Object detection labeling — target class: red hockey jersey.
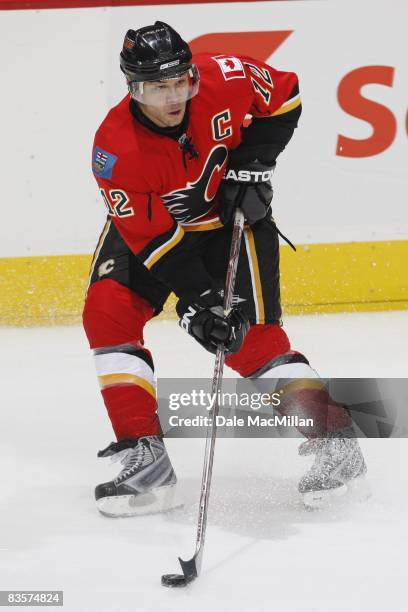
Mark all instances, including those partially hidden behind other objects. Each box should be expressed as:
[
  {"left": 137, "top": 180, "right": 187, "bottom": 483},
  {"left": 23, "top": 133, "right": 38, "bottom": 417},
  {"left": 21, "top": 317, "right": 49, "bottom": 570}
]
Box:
[{"left": 92, "top": 53, "right": 300, "bottom": 273}]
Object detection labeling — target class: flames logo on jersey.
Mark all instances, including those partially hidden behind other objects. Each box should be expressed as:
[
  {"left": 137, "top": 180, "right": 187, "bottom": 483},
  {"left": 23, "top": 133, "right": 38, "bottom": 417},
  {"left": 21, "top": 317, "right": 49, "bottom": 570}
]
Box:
[{"left": 161, "top": 145, "right": 228, "bottom": 223}]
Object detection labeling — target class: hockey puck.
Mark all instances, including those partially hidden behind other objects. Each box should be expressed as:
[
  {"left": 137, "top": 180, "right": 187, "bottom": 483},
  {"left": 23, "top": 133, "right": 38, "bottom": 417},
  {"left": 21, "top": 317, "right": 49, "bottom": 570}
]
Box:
[{"left": 161, "top": 573, "right": 188, "bottom": 588}]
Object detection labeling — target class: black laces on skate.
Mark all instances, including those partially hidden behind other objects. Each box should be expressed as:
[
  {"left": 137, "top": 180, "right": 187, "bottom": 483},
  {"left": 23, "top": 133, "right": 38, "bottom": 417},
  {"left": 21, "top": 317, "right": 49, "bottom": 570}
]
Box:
[
  {"left": 117, "top": 443, "right": 151, "bottom": 480},
  {"left": 113, "top": 438, "right": 158, "bottom": 483}
]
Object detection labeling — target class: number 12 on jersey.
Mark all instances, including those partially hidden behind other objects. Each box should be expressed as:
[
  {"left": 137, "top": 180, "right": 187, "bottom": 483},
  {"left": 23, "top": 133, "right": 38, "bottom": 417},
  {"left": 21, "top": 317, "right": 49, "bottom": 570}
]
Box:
[{"left": 100, "top": 188, "right": 134, "bottom": 218}]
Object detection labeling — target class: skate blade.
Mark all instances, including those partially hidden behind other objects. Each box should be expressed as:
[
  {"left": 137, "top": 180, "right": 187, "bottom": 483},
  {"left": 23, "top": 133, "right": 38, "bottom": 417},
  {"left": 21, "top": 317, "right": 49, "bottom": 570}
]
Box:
[
  {"left": 302, "top": 475, "right": 371, "bottom": 510},
  {"left": 302, "top": 484, "right": 347, "bottom": 509},
  {"left": 96, "top": 484, "right": 183, "bottom": 518}
]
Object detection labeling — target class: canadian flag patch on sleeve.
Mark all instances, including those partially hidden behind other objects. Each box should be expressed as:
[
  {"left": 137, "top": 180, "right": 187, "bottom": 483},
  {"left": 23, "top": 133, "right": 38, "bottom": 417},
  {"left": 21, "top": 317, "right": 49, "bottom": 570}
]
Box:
[{"left": 213, "top": 55, "right": 246, "bottom": 80}]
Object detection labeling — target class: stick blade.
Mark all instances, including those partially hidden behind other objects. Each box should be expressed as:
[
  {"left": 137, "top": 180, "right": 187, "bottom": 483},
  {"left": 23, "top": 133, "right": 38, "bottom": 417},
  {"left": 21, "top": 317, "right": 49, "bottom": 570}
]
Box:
[
  {"left": 161, "top": 573, "right": 189, "bottom": 588},
  {"left": 178, "top": 554, "right": 198, "bottom": 582},
  {"left": 161, "top": 554, "right": 198, "bottom": 588}
]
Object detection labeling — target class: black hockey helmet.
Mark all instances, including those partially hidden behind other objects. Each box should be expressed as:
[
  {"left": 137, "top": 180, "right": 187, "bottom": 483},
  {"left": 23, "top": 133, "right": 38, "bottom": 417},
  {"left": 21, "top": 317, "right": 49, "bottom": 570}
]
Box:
[
  {"left": 120, "top": 21, "right": 195, "bottom": 82},
  {"left": 120, "top": 22, "right": 199, "bottom": 106}
]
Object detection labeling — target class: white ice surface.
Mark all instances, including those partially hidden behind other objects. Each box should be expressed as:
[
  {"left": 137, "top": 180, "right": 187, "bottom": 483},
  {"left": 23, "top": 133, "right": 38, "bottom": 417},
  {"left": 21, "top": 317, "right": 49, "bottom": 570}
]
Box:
[{"left": 1, "top": 311, "right": 408, "bottom": 611}]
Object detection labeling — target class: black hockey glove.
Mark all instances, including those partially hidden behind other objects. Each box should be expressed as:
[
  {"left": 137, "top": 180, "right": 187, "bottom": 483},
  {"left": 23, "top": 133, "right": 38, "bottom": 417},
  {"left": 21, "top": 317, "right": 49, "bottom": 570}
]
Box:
[
  {"left": 218, "top": 161, "right": 274, "bottom": 226},
  {"left": 176, "top": 288, "right": 249, "bottom": 355}
]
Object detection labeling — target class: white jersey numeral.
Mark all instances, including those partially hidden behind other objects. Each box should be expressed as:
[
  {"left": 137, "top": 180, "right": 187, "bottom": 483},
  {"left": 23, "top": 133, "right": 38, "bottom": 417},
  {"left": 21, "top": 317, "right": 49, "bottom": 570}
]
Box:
[{"left": 100, "top": 188, "right": 134, "bottom": 218}]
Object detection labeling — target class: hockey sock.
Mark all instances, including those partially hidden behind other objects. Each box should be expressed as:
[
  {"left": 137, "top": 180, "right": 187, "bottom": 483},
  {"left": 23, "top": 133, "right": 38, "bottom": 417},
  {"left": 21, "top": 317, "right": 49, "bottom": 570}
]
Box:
[
  {"left": 83, "top": 280, "right": 160, "bottom": 440},
  {"left": 252, "top": 353, "right": 352, "bottom": 437},
  {"left": 225, "top": 324, "right": 352, "bottom": 437},
  {"left": 95, "top": 342, "right": 160, "bottom": 440}
]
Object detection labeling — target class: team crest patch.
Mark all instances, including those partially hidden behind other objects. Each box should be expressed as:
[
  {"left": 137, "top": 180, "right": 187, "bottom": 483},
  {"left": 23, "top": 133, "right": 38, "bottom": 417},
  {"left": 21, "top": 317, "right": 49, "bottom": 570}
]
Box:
[
  {"left": 213, "top": 55, "right": 246, "bottom": 80},
  {"left": 92, "top": 147, "right": 118, "bottom": 179}
]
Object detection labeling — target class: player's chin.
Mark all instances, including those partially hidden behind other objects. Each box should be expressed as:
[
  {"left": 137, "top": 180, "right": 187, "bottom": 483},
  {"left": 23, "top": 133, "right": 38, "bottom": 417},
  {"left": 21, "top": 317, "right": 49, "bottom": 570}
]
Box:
[{"left": 164, "top": 108, "right": 185, "bottom": 126}]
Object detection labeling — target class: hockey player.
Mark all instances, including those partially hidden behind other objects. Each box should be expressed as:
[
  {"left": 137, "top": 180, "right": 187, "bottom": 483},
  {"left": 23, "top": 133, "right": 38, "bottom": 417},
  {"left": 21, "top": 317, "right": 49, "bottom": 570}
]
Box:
[{"left": 83, "top": 22, "right": 366, "bottom": 516}]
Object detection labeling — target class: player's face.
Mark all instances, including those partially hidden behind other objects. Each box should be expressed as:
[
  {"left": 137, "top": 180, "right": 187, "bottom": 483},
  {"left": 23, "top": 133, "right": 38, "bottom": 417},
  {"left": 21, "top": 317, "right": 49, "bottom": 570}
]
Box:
[{"left": 139, "top": 75, "right": 190, "bottom": 127}]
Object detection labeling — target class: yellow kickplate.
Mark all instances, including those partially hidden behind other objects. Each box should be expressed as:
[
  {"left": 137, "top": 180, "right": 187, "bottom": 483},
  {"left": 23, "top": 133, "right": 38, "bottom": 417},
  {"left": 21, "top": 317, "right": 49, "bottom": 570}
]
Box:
[
  {"left": 280, "top": 240, "right": 408, "bottom": 314},
  {"left": 0, "top": 240, "right": 407, "bottom": 326},
  {"left": 0, "top": 254, "right": 92, "bottom": 326}
]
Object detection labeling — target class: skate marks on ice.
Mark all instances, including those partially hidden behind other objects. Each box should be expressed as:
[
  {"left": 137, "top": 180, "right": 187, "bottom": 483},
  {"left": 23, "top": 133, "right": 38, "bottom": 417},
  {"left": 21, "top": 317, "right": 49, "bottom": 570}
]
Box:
[
  {"left": 1, "top": 445, "right": 406, "bottom": 612},
  {"left": 158, "top": 474, "right": 374, "bottom": 590},
  {"left": 164, "top": 472, "right": 370, "bottom": 542}
]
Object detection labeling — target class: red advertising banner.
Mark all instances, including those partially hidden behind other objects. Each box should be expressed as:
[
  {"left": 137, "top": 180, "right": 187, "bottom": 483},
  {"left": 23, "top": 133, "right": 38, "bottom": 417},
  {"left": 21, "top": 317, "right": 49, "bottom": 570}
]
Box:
[{"left": 0, "top": 0, "right": 278, "bottom": 10}]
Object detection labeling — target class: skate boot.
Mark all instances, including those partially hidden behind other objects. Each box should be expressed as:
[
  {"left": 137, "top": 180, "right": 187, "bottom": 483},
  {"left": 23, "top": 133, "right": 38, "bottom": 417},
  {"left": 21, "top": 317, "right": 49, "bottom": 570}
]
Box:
[
  {"left": 298, "top": 438, "right": 322, "bottom": 456},
  {"left": 95, "top": 436, "right": 182, "bottom": 517},
  {"left": 298, "top": 428, "right": 368, "bottom": 508}
]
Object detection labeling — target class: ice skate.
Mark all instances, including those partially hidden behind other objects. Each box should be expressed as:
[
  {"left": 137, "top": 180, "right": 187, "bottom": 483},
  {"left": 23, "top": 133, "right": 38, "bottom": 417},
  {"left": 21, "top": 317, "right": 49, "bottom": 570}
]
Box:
[
  {"left": 298, "top": 438, "right": 321, "bottom": 456},
  {"left": 299, "top": 428, "right": 369, "bottom": 508},
  {"left": 95, "top": 436, "right": 183, "bottom": 517}
]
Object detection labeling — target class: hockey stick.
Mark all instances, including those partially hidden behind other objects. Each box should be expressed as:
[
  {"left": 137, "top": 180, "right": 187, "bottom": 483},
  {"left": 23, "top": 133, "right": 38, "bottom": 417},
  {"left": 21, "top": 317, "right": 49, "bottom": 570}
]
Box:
[{"left": 162, "top": 207, "right": 246, "bottom": 588}]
